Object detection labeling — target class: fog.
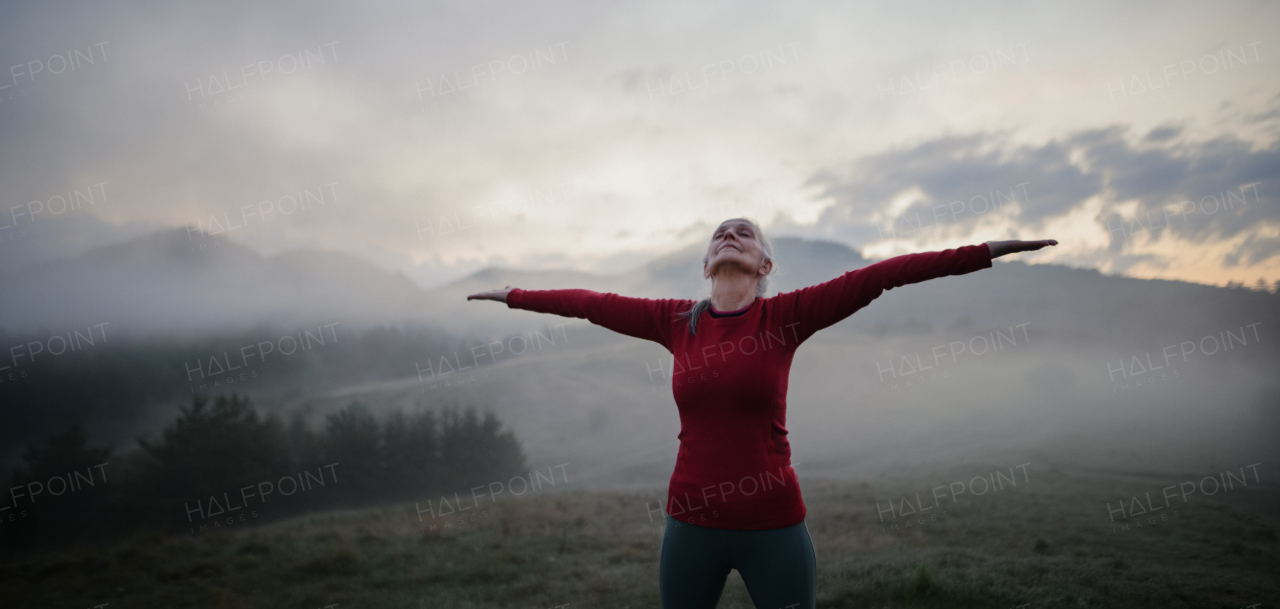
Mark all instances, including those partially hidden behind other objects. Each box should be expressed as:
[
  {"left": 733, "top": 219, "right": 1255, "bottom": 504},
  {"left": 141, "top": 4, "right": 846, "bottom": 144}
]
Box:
[
  {"left": 2, "top": 1, "right": 1278, "bottom": 604},
  {"left": 4, "top": 229, "right": 1275, "bottom": 487}
]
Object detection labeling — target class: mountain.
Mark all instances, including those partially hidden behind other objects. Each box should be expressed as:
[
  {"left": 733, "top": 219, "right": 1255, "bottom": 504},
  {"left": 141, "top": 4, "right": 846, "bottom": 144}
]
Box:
[
  {"left": 8, "top": 226, "right": 1274, "bottom": 343},
  {"left": 0, "top": 227, "right": 874, "bottom": 337},
  {"left": 0, "top": 228, "right": 437, "bottom": 337},
  {"left": 3, "top": 227, "right": 1277, "bottom": 490},
  {"left": 331, "top": 237, "right": 1280, "bottom": 490},
  {"left": 0, "top": 214, "right": 156, "bottom": 276}
]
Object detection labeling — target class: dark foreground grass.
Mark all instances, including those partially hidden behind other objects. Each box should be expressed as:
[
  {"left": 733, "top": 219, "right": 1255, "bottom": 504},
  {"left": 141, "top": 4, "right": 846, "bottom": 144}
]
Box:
[{"left": 2, "top": 468, "right": 1277, "bottom": 608}]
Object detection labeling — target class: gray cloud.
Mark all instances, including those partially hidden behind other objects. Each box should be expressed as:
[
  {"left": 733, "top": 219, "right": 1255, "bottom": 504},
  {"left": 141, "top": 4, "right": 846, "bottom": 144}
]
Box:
[
  {"left": 2, "top": 0, "right": 1278, "bottom": 289},
  {"left": 810, "top": 126, "right": 1280, "bottom": 265}
]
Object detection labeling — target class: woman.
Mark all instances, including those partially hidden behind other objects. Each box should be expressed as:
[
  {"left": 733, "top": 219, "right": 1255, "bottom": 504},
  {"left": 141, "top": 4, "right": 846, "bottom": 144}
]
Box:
[{"left": 468, "top": 218, "right": 1057, "bottom": 609}]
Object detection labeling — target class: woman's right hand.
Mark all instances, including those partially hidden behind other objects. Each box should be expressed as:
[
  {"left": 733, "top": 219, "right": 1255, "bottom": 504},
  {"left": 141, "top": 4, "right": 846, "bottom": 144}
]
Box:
[{"left": 467, "top": 285, "right": 515, "bottom": 303}]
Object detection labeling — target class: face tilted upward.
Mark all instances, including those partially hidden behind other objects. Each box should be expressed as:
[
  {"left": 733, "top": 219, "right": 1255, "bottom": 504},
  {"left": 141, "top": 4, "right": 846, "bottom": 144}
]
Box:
[{"left": 704, "top": 219, "right": 771, "bottom": 280}]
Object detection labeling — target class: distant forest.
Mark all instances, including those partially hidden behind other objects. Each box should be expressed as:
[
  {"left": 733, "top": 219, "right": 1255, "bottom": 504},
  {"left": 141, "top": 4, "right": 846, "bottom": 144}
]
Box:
[
  {"left": 1, "top": 393, "right": 527, "bottom": 557},
  {"left": 0, "top": 323, "right": 491, "bottom": 464}
]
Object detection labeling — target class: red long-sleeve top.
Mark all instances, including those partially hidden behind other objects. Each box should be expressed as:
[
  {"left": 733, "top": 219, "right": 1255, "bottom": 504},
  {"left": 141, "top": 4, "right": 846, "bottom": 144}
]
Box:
[{"left": 506, "top": 243, "right": 993, "bottom": 530}]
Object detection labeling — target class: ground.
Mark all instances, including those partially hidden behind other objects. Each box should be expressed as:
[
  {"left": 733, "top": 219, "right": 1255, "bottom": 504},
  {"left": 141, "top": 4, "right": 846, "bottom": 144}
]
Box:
[{"left": 2, "top": 468, "right": 1276, "bottom": 608}]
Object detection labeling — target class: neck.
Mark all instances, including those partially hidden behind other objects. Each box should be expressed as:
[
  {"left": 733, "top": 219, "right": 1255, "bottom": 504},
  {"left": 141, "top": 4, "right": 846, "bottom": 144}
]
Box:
[{"left": 709, "top": 270, "right": 757, "bottom": 311}]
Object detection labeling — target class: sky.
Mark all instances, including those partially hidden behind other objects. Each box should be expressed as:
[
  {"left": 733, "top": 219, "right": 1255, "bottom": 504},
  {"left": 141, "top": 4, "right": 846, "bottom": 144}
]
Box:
[{"left": 0, "top": 0, "right": 1277, "bottom": 290}]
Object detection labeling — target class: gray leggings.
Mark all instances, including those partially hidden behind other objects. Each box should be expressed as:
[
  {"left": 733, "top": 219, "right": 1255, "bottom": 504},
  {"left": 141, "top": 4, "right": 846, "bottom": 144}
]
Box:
[{"left": 659, "top": 515, "right": 817, "bottom": 609}]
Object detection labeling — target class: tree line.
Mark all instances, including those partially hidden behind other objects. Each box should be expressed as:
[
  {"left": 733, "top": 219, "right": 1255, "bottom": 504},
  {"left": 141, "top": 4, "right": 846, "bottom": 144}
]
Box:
[
  {"left": 0, "top": 323, "right": 464, "bottom": 468},
  {"left": 1, "top": 393, "right": 526, "bottom": 556}
]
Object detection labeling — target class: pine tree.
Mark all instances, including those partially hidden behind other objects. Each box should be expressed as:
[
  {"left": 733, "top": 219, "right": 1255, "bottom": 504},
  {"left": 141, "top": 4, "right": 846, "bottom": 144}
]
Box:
[
  {"left": 4, "top": 426, "right": 113, "bottom": 552},
  {"left": 320, "top": 401, "right": 382, "bottom": 500},
  {"left": 135, "top": 394, "right": 292, "bottom": 520},
  {"left": 382, "top": 408, "right": 439, "bottom": 499}
]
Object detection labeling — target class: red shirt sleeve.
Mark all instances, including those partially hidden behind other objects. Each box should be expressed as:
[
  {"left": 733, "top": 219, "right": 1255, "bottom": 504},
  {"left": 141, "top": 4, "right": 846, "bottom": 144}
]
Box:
[
  {"left": 771, "top": 243, "right": 993, "bottom": 346},
  {"left": 507, "top": 288, "right": 684, "bottom": 352}
]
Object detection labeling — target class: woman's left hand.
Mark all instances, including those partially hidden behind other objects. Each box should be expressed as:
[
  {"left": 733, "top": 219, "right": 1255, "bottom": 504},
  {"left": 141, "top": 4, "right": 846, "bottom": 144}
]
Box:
[{"left": 987, "top": 239, "right": 1058, "bottom": 258}]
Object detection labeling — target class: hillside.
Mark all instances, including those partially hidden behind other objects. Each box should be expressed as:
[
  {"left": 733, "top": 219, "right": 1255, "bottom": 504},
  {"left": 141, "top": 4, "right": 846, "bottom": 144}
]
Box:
[
  {"left": 2, "top": 468, "right": 1276, "bottom": 607},
  {"left": 2, "top": 228, "right": 1277, "bottom": 492}
]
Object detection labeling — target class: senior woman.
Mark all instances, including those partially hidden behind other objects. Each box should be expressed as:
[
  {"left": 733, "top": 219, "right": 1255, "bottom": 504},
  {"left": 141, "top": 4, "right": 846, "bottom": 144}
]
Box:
[{"left": 469, "top": 217, "right": 1056, "bottom": 609}]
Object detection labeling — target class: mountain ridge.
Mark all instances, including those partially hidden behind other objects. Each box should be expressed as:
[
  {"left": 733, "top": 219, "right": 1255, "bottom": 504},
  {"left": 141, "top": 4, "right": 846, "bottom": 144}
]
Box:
[{"left": 0, "top": 227, "right": 1272, "bottom": 341}]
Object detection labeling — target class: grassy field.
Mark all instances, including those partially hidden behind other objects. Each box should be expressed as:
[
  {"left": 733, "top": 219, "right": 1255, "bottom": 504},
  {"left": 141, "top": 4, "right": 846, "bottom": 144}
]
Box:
[{"left": 2, "top": 466, "right": 1277, "bottom": 608}]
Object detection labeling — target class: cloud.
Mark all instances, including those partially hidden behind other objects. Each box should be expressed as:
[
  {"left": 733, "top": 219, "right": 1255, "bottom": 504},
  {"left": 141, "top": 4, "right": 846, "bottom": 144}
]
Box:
[
  {"left": 2, "top": 0, "right": 1278, "bottom": 290},
  {"left": 809, "top": 126, "right": 1280, "bottom": 271}
]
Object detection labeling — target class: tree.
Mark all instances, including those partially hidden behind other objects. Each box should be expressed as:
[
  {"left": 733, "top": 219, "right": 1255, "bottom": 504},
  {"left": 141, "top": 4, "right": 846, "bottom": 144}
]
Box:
[
  {"left": 135, "top": 394, "right": 292, "bottom": 515},
  {"left": 438, "top": 404, "right": 526, "bottom": 491},
  {"left": 320, "top": 401, "right": 382, "bottom": 499},
  {"left": 382, "top": 408, "right": 439, "bottom": 499},
  {"left": 288, "top": 411, "right": 322, "bottom": 469},
  {"left": 4, "top": 426, "right": 113, "bottom": 553},
  {"left": 11, "top": 425, "right": 110, "bottom": 481}
]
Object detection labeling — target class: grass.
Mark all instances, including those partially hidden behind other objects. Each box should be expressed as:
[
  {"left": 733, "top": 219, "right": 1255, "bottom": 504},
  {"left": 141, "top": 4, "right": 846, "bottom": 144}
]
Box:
[{"left": 1, "top": 468, "right": 1277, "bottom": 608}]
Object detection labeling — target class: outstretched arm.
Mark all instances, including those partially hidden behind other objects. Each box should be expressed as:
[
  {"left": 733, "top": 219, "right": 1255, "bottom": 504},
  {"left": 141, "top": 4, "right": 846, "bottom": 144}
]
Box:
[
  {"left": 775, "top": 239, "right": 1057, "bottom": 346},
  {"left": 468, "top": 285, "right": 682, "bottom": 351}
]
